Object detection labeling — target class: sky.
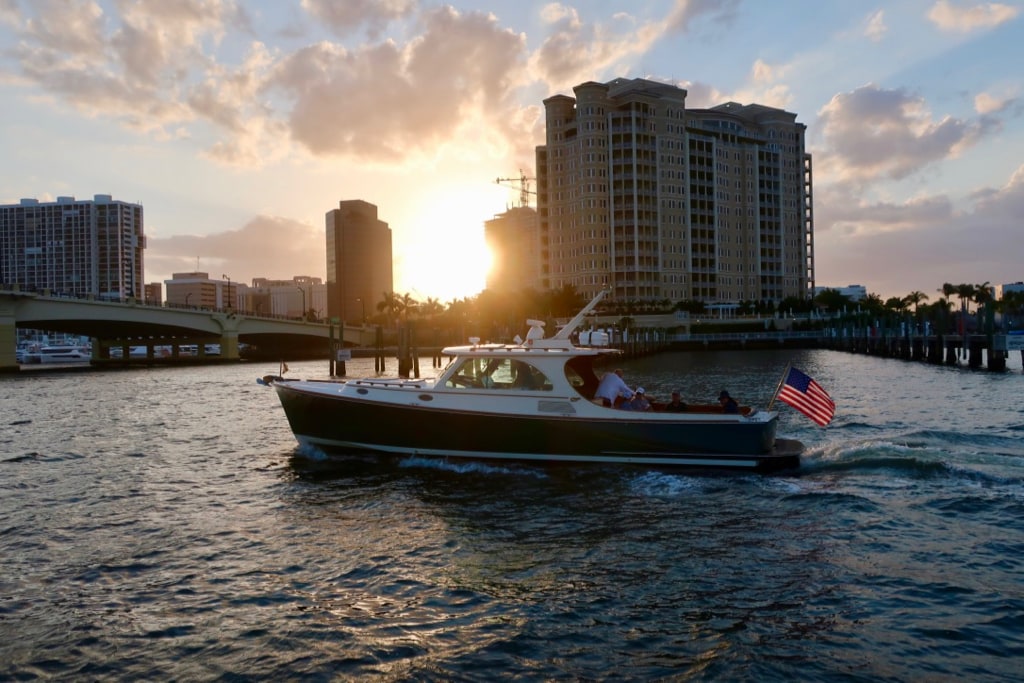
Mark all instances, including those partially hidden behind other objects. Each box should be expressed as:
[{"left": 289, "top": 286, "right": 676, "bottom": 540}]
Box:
[{"left": 0, "top": 0, "right": 1021, "bottom": 305}]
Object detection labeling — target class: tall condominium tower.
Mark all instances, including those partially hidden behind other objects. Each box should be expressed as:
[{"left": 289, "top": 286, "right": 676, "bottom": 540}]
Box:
[
  {"left": 484, "top": 206, "right": 540, "bottom": 294},
  {"left": 536, "top": 78, "right": 813, "bottom": 305},
  {"left": 0, "top": 194, "right": 145, "bottom": 300},
  {"left": 325, "top": 200, "right": 393, "bottom": 323}
]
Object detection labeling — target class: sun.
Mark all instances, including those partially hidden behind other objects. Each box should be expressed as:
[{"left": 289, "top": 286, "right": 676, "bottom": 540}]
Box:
[
  {"left": 394, "top": 185, "right": 505, "bottom": 303},
  {"left": 400, "top": 232, "right": 492, "bottom": 303}
]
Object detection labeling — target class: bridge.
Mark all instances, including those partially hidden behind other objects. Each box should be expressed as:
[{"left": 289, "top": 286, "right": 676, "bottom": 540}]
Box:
[{"left": 0, "top": 290, "right": 372, "bottom": 372}]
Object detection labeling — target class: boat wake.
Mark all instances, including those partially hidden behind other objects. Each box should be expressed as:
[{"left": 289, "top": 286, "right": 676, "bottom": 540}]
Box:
[
  {"left": 398, "top": 455, "right": 548, "bottom": 478},
  {"left": 294, "top": 442, "right": 330, "bottom": 461},
  {"left": 801, "top": 436, "right": 1024, "bottom": 489}
]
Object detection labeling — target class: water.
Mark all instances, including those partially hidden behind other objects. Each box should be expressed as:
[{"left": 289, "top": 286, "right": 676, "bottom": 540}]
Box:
[{"left": 2, "top": 350, "right": 1023, "bottom": 681}]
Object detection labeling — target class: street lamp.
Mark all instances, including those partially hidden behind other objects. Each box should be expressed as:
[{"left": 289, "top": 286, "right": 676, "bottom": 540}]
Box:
[
  {"left": 297, "top": 286, "right": 306, "bottom": 320},
  {"left": 356, "top": 297, "right": 366, "bottom": 324},
  {"left": 222, "top": 274, "right": 232, "bottom": 310},
  {"left": 185, "top": 292, "right": 192, "bottom": 308}
]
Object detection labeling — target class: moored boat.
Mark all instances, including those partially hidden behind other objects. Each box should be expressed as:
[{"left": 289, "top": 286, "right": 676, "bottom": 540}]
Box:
[
  {"left": 264, "top": 292, "right": 803, "bottom": 472},
  {"left": 30, "top": 345, "right": 92, "bottom": 364}
]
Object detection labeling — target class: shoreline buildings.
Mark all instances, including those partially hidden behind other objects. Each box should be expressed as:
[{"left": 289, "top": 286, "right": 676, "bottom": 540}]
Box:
[
  {"left": 535, "top": 78, "right": 813, "bottom": 306},
  {"left": 0, "top": 195, "right": 146, "bottom": 300}
]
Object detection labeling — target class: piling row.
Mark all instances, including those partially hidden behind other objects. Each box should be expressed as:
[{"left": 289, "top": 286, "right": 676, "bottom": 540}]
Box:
[{"left": 820, "top": 331, "right": 1016, "bottom": 371}]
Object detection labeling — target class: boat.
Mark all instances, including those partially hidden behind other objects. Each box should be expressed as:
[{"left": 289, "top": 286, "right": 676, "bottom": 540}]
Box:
[
  {"left": 263, "top": 291, "right": 802, "bottom": 472},
  {"left": 29, "top": 345, "right": 92, "bottom": 364}
]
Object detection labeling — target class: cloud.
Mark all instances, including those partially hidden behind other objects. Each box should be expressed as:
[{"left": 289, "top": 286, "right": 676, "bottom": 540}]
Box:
[
  {"left": 974, "top": 88, "right": 1018, "bottom": 114},
  {"left": 864, "top": 9, "right": 887, "bottom": 42},
  {"left": 3, "top": 1, "right": 535, "bottom": 167},
  {"left": 927, "top": 0, "right": 1020, "bottom": 32},
  {"left": 816, "top": 185, "right": 954, "bottom": 236},
  {"left": 814, "top": 165, "right": 1024, "bottom": 297},
  {"left": 6, "top": 0, "right": 248, "bottom": 137},
  {"left": 530, "top": 6, "right": 661, "bottom": 90},
  {"left": 528, "top": 1, "right": 740, "bottom": 94},
  {"left": 300, "top": 0, "right": 415, "bottom": 38},
  {"left": 663, "top": 0, "right": 742, "bottom": 34},
  {"left": 145, "top": 214, "right": 325, "bottom": 285},
  {"left": 816, "top": 83, "right": 1001, "bottom": 183},
  {"left": 664, "top": 78, "right": 723, "bottom": 108},
  {"left": 22, "top": 0, "right": 106, "bottom": 58},
  {"left": 268, "top": 6, "right": 527, "bottom": 161},
  {"left": 0, "top": 0, "right": 19, "bottom": 24}
]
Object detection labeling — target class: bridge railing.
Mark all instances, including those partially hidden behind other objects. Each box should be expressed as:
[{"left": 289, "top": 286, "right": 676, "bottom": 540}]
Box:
[{"left": 1, "top": 288, "right": 347, "bottom": 325}]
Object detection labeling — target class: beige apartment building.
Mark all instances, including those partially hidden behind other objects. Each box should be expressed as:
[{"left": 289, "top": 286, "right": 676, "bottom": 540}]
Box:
[{"left": 536, "top": 77, "right": 813, "bottom": 306}]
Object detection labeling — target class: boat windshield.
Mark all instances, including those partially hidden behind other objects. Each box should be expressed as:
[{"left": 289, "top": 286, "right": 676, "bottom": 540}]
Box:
[{"left": 445, "top": 357, "right": 553, "bottom": 391}]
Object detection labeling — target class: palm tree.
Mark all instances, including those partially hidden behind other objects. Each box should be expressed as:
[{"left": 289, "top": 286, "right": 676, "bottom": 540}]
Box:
[
  {"left": 376, "top": 291, "right": 402, "bottom": 320},
  {"left": 954, "top": 283, "right": 976, "bottom": 313},
  {"left": 949, "top": 283, "right": 976, "bottom": 341},
  {"left": 376, "top": 291, "right": 418, "bottom": 327},
  {"left": 904, "top": 290, "right": 929, "bottom": 312},
  {"left": 861, "top": 293, "right": 884, "bottom": 316},
  {"left": 419, "top": 296, "right": 444, "bottom": 317},
  {"left": 973, "top": 282, "right": 994, "bottom": 334},
  {"left": 973, "top": 282, "right": 993, "bottom": 309},
  {"left": 397, "top": 292, "right": 418, "bottom": 317},
  {"left": 884, "top": 296, "right": 907, "bottom": 313}
]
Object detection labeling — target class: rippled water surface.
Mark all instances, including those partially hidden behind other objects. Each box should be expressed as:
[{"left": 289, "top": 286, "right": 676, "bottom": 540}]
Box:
[{"left": 2, "top": 350, "right": 1023, "bottom": 681}]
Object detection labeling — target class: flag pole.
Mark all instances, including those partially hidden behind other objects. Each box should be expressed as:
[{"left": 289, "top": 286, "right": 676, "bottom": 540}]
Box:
[{"left": 766, "top": 363, "right": 791, "bottom": 411}]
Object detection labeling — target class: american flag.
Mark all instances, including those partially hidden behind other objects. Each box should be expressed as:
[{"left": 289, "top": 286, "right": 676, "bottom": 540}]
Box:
[{"left": 777, "top": 366, "right": 835, "bottom": 426}]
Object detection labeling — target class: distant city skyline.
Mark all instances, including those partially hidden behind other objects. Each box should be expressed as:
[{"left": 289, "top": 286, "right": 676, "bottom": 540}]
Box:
[{"left": 0, "top": 1, "right": 1020, "bottom": 303}]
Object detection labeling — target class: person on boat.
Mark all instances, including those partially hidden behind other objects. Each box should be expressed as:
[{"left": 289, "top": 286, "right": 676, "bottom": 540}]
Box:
[
  {"left": 595, "top": 368, "right": 634, "bottom": 407},
  {"left": 622, "top": 387, "right": 651, "bottom": 411},
  {"left": 664, "top": 391, "right": 688, "bottom": 413},
  {"left": 718, "top": 390, "right": 739, "bottom": 413}
]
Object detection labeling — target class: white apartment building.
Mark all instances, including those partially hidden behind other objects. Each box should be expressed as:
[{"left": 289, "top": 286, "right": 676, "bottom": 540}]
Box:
[
  {"left": 536, "top": 78, "right": 813, "bottom": 305},
  {"left": 0, "top": 195, "right": 145, "bottom": 300}
]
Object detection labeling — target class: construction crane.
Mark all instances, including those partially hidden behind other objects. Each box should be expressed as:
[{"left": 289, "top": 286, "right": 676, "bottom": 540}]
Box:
[{"left": 495, "top": 169, "right": 536, "bottom": 208}]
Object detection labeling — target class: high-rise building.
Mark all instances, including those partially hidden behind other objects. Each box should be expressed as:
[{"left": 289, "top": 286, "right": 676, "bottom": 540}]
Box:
[
  {"left": 536, "top": 78, "right": 813, "bottom": 305},
  {"left": 325, "top": 200, "right": 393, "bottom": 323},
  {"left": 0, "top": 194, "right": 145, "bottom": 300},
  {"left": 484, "top": 206, "right": 540, "bottom": 293}
]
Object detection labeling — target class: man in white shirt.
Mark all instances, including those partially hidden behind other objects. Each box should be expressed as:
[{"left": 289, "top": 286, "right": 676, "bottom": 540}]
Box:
[{"left": 595, "top": 368, "right": 634, "bottom": 407}]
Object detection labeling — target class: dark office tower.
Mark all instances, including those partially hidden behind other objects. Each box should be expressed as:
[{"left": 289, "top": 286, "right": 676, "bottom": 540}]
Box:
[
  {"left": 0, "top": 194, "right": 145, "bottom": 300},
  {"left": 325, "top": 200, "right": 393, "bottom": 324},
  {"left": 536, "top": 78, "right": 813, "bottom": 307}
]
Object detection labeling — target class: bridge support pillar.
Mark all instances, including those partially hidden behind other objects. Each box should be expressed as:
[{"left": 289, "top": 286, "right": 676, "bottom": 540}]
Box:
[
  {"left": 0, "top": 306, "right": 18, "bottom": 372},
  {"left": 213, "top": 312, "right": 240, "bottom": 360},
  {"left": 220, "top": 330, "right": 239, "bottom": 360}
]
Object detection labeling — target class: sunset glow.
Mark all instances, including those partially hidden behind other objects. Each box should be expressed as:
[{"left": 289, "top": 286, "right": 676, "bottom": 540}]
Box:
[
  {"left": 396, "top": 185, "right": 504, "bottom": 302},
  {"left": 0, "top": 1, "right": 1020, "bottom": 301}
]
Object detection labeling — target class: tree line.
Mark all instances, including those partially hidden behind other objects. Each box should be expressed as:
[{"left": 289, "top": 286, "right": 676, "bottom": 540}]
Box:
[{"left": 366, "top": 281, "right": 1023, "bottom": 343}]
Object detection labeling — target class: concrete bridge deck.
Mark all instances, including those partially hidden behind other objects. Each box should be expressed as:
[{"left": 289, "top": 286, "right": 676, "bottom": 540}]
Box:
[{"left": 1, "top": 290, "right": 371, "bottom": 372}]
